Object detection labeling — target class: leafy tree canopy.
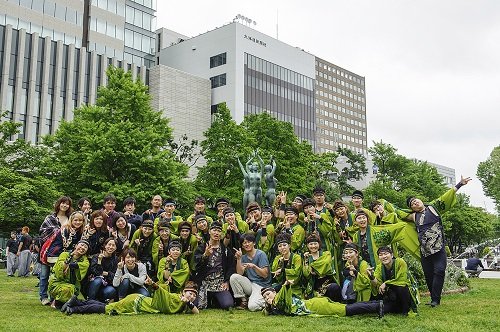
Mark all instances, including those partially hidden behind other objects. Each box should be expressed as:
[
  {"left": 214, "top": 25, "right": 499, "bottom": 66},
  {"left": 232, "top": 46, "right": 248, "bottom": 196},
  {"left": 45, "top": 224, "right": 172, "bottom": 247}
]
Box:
[{"left": 477, "top": 145, "right": 500, "bottom": 214}]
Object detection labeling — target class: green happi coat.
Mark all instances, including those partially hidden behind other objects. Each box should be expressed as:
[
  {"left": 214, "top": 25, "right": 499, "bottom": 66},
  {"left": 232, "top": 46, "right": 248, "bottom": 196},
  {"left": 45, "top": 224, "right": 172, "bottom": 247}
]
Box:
[
  {"left": 302, "top": 250, "right": 338, "bottom": 297},
  {"left": 272, "top": 253, "right": 303, "bottom": 296},
  {"left": 48, "top": 252, "right": 89, "bottom": 302},
  {"left": 304, "top": 212, "right": 334, "bottom": 254},
  {"left": 157, "top": 257, "right": 190, "bottom": 293},
  {"left": 151, "top": 234, "right": 180, "bottom": 267},
  {"left": 271, "top": 284, "right": 346, "bottom": 317},
  {"left": 372, "top": 257, "right": 419, "bottom": 312},
  {"left": 255, "top": 223, "right": 276, "bottom": 256},
  {"left": 105, "top": 284, "right": 189, "bottom": 315},
  {"left": 347, "top": 259, "right": 371, "bottom": 302},
  {"left": 352, "top": 223, "right": 407, "bottom": 268},
  {"left": 221, "top": 218, "right": 249, "bottom": 236}
]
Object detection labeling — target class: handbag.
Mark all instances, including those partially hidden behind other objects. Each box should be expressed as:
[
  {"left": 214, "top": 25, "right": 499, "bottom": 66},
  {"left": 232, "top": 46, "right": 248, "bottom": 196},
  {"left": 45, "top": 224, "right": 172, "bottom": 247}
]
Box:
[{"left": 39, "top": 230, "right": 59, "bottom": 264}]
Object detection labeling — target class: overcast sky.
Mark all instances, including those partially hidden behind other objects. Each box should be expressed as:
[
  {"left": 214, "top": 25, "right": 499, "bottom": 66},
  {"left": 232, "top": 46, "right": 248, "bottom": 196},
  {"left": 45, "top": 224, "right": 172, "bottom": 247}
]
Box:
[{"left": 156, "top": 0, "right": 499, "bottom": 213}]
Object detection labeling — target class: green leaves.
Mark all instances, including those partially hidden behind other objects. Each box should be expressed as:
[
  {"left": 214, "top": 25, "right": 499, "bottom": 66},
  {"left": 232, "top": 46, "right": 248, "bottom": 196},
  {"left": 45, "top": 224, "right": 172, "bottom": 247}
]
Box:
[{"left": 477, "top": 145, "right": 500, "bottom": 214}]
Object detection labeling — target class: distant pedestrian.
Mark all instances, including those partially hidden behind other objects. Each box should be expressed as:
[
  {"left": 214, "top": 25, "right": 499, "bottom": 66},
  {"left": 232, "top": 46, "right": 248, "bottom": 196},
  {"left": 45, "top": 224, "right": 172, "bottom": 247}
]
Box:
[
  {"left": 17, "top": 226, "right": 32, "bottom": 277},
  {"left": 6, "top": 231, "right": 19, "bottom": 277}
]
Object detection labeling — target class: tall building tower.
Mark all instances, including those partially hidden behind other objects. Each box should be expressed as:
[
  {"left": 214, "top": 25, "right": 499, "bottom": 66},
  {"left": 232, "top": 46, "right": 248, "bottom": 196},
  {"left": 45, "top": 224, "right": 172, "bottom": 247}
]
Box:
[
  {"left": 0, "top": 0, "right": 156, "bottom": 142},
  {"left": 315, "top": 57, "right": 367, "bottom": 155}
]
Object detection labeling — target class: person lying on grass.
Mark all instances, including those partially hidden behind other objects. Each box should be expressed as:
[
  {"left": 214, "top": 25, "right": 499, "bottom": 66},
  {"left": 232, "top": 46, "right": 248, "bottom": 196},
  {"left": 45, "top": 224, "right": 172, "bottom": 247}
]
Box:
[{"left": 60, "top": 277, "right": 199, "bottom": 315}]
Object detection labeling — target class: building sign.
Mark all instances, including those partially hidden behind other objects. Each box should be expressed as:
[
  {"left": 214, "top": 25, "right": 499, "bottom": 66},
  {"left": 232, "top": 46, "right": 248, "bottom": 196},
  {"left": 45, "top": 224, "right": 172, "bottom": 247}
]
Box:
[{"left": 243, "top": 34, "right": 266, "bottom": 47}]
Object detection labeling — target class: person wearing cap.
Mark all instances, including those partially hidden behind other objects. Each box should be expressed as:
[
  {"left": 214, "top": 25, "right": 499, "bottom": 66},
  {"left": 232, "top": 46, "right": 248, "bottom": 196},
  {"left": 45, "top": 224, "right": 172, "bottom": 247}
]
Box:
[
  {"left": 271, "top": 233, "right": 303, "bottom": 296},
  {"left": 113, "top": 248, "right": 150, "bottom": 300},
  {"left": 60, "top": 278, "right": 200, "bottom": 315},
  {"left": 222, "top": 207, "right": 248, "bottom": 251},
  {"left": 186, "top": 196, "right": 214, "bottom": 226},
  {"left": 86, "top": 237, "right": 119, "bottom": 303},
  {"left": 193, "top": 221, "right": 235, "bottom": 310},
  {"left": 403, "top": 176, "right": 471, "bottom": 307},
  {"left": 130, "top": 219, "right": 157, "bottom": 278},
  {"left": 302, "top": 198, "right": 334, "bottom": 254},
  {"left": 152, "top": 218, "right": 179, "bottom": 267},
  {"left": 313, "top": 187, "right": 328, "bottom": 214},
  {"left": 254, "top": 205, "right": 276, "bottom": 257},
  {"left": 341, "top": 243, "right": 371, "bottom": 302},
  {"left": 141, "top": 195, "right": 165, "bottom": 225},
  {"left": 231, "top": 233, "right": 272, "bottom": 311},
  {"left": 48, "top": 239, "right": 90, "bottom": 307},
  {"left": 302, "top": 234, "right": 341, "bottom": 300},
  {"left": 261, "top": 279, "right": 383, "bottom": 318},
  {"left": 157, "top": 240, "right": 190, "bottom": 293},
  {"left": 177, "top": 221, "right": 198, "bottom": 271},
  {"left": 156, "top": 198, "right": 184, "bottom": 235},
  {"left": 351, "top": 209, "right": 406, "bottom": 268},
  {"left": 368, "top": 246, "right": 419, "bottom": 315},
  {"left": 194, "top": 214, "right": 211, "bottom": 244}
]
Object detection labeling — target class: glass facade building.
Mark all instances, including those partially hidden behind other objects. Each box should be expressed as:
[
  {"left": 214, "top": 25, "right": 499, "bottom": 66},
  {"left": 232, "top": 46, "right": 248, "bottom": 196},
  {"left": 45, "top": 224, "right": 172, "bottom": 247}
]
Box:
[
  {"left": 0, "top": 24, "right": 148, "bottom": 143},
  {"left": 244, "top": 53, "right": 316, "bottom": 148},
  {"left": 0, "top": 0, "right": 156, "bottom": 67}
]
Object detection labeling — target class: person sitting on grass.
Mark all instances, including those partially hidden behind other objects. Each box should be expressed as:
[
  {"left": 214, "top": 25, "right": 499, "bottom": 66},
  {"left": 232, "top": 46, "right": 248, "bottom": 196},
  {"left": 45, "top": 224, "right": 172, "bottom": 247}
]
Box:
[
  {"left": 368, "top": 246, "right": 419, "bottom": 316},
  {"left": 86, "top": 237, "right": 119, "bottom": 303},
  {"left": 271, "top": 233, "right": 303, "bottom": 296},
  {"left": 48, "top": 239, "right": 90, "bottom": 308},
  {"left": 60, "top": 279, "right": 199, "bottom": 315},
  {"left": 157, "top": 240, "right": 190, "bottom": 293},
  {"left": 113, "top": 248, "right": 150, "bottom": 300}
]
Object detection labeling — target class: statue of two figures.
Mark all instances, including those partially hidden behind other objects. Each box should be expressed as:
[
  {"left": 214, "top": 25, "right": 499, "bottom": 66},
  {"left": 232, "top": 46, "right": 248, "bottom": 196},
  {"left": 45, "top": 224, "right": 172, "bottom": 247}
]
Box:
[{"left": 237, "top": 149, "right": 277, "bottom": 210}]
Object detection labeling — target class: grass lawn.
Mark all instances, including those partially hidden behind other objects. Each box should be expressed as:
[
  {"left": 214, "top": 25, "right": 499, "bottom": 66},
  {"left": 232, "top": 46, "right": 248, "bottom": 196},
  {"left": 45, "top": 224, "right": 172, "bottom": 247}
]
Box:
[{"left": 0, "top": 271, "right": 499, "bottom": 332}]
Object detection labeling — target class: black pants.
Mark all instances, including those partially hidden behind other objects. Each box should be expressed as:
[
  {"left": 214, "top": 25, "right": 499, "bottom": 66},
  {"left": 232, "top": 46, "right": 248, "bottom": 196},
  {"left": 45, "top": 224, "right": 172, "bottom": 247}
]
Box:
[
  {"left": 324, "top": 283, "right": 342, "bottom": 303},
  {"left": 345, "top": 301, "right": 379, "bottom": 316},
  {"left": 421, "top": 248, "right": 447, "bottom": 303},
  {"left": 69, "top": 299, "right": 106, "bottom": 314},
  {"left": 383, "top": 285, "right": 411, "bottom": 314}
]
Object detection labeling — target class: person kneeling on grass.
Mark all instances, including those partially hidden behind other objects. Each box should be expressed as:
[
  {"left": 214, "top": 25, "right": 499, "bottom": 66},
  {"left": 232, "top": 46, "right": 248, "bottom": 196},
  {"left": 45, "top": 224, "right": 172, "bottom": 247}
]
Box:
[
  {"left": 261, "top": 280, "right": 383, "bottom": 318},
  {"left": 367, "top": 246, "right": 419, "bottom": 316},
  {"left": 48, "top": 240, "right": 90, "bottom": 308},
  {"left": 60, "top": 278, "right": 199, "bottom": 315}
]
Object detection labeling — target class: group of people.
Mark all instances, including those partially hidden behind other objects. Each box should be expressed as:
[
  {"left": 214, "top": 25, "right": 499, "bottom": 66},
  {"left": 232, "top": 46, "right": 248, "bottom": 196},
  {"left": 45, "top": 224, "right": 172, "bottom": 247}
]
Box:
[{"left": 17, "top": 175, "right": 470, "bottom": 318}]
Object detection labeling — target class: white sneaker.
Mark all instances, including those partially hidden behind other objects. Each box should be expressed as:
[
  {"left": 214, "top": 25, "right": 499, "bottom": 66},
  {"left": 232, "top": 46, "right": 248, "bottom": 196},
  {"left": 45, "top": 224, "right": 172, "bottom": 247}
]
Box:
[{"left": 41, "top": 298, "right": 50, "bottom": 305}]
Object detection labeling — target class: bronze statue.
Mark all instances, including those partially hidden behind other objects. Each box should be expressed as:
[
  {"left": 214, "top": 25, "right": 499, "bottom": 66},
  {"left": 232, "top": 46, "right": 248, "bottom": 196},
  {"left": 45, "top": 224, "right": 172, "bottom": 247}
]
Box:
[
  {"left": 238, "top": 150, "right": 264, "bottom": 209},
  {"left": 264, "top": 156, "right": 277, "bottom": 206}
]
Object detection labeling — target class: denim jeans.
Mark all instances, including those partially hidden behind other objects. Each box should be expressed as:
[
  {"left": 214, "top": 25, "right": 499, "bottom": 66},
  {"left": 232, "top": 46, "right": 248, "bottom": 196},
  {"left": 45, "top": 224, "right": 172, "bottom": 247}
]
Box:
[
  {"left": 39, "top": 263, "right": 51, "bottom": 300},
  {"left": 117, "top": 278, "right": 149, "bottom": 299},
  {"left": 87, "top": 277, "right": 117, "bottom": 302}
]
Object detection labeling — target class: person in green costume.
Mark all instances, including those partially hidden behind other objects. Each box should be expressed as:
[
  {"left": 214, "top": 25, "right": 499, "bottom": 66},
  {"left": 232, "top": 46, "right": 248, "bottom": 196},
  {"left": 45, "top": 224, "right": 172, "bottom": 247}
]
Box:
[
  {"left": 275, "top": 207, "right": 305, "bottom": 253},
  {"left": 302, "top": 234, "right": 341, "bottom": 300},
  {"left": 341, "top": 243, "right": 371, "bottom": 302},
  {"left": 157, "top": 240, "right": 190, "bottom": 293},
  {"left": 351, "top": 210, "right": 407, "bottom": 268},
  {"left": 368, "top": 246, "right": 419, "bottom": 315},
  {"left": 214, "top": 197, "right": 244, "bottom": 225},
  {"left": 222, "top": 207, "right": 248, "bottom": 251},
  {"left": 177, "top": 221, "right": 198, "bottom": 271},
  {"left": 48, "top": 239, "right": 90, "bottom": 306},
  {"left": 194, "top": 214, "right": 211, "bottom": 244},
  {"left": 156, "top": 198, "right": 183, "bottom": 235},
  {"left": 331, "top": 200, "right": 353, "bottom": 242},
  {"left": 302, "top": 198, "right": 334, "bottom": 254},
  {"left": 186, "top": 197, "right": 213, "bottom": 227},
  {"left": 369, "top": 200, "right": 421, "bottom": 261},
  {"left": 152, "top": 219, "right": 179, "bottom": 268},
  {"left": 404, "top": 176, "right": 471, "bottom": 307},
  {"left": 261, "top": 280, "right": 383, "bottom": 317},
  {"left": 60, "top": 279, "right": 200, "bottom": 315},
  {"left": 271, "top": 233, "right": 303, "bottom": 296},
  {"left": 130, "top": 220, "right": 157, "bottom": 278},
  {"left": 313, "top": 187, "right": 328, "bottom": 215},
  {"left": 349, "top": 190, "right": 375, "bottom": 225},
  {"left": 254, "top": 205, "right": 276, "bottom": 257}
]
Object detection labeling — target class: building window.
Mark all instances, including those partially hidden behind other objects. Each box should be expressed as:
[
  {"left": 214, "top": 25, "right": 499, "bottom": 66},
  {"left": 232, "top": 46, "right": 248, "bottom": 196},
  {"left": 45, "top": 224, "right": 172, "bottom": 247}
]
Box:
[
  {"left": 210, "top": 73, "right": 226, "bottom": 88},
  {"left": 210, "top": 52, "right": 226, "bottom": 68}
]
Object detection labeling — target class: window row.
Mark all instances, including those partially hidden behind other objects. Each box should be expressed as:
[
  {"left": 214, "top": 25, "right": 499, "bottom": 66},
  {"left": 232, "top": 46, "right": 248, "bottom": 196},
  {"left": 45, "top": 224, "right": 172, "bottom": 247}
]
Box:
[
  {"left": 90, "top": 17, "right": 125, "bottom": 41},
  {"left": 94, "top": 0, "right": 126, "bottom": 16},
  {"left": 210, "top": 73, "right": 226, "bottom": 88},
  {"left": 210, "top": 52, "right": 226, "bottom": 68},
  {"left": 124, "top": 29, "right": 154, "bottom": 54},
  {"left": 125, "top": 5, "right": 156, "bottom": 31}
]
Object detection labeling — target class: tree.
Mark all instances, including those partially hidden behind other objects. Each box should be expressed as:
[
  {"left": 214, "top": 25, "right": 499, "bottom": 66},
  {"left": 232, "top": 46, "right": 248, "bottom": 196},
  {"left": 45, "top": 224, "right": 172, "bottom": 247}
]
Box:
[
  {"left": 44, "top": 67, "right": 193, "bottom": 213},
  {"left": 0, "top": 112, "right": 61, "bottom": 233},
  {"left": 477, "top": 145, "right": 500, "bottom": 214}
]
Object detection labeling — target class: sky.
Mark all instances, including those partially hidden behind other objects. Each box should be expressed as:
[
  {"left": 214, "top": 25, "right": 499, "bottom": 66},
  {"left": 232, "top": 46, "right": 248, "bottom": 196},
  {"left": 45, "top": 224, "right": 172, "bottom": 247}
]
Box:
[{"left": 155, "top": 0, "right": 499, "bottom": 213}]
